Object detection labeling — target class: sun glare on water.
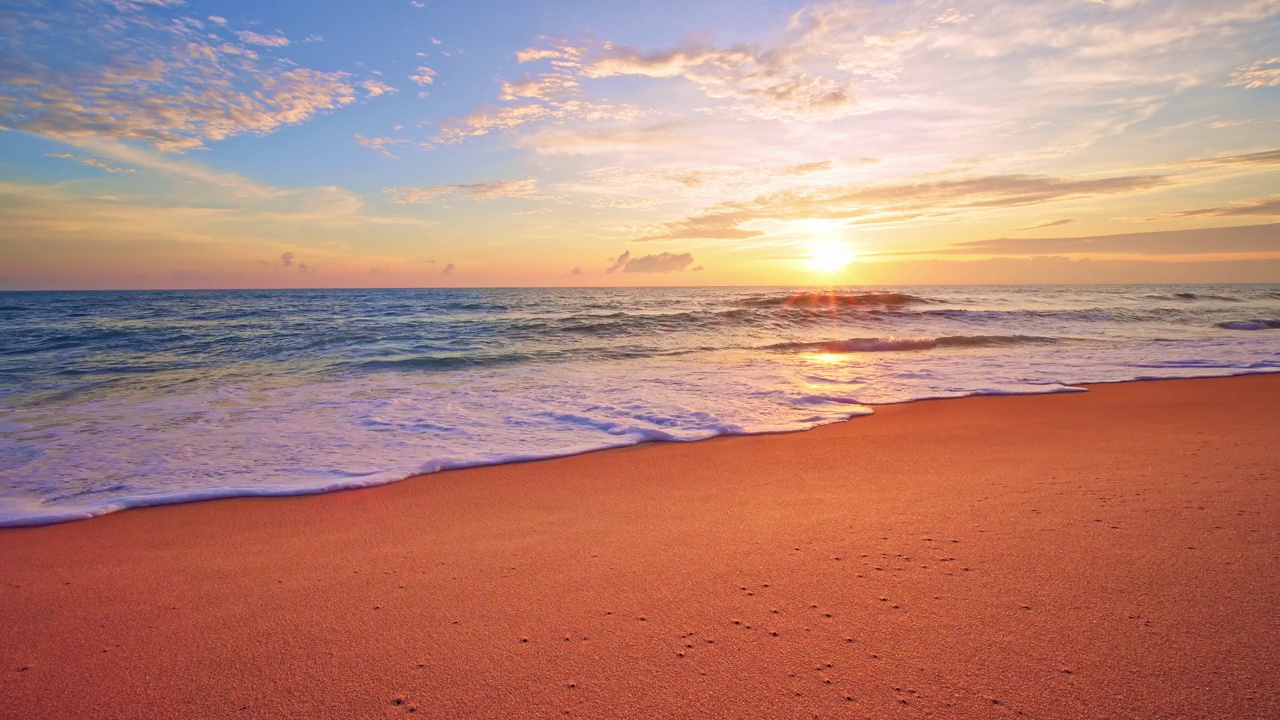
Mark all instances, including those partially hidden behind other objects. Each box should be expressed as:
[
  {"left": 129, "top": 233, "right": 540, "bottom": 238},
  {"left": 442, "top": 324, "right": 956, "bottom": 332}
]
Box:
[{"left": 806, "top": 240, "right": 857, "bottom": 273}]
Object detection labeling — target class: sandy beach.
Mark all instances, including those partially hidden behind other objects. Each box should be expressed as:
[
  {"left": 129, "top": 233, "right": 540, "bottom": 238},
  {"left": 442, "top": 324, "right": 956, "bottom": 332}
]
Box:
[{"left": 2, "top": 374, "right": 1277, "bottom": 719}]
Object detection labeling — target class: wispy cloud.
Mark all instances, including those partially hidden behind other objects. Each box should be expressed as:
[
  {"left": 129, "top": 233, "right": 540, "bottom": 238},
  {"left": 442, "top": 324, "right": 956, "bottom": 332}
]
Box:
[
  {"left": 236, "top": 30, "right": 290, "bottom": 47},
  {"left": 384, "top": 179, "right": 539, "bottom": 204},
  {"left": 354, "top": 134, "right": 406, "bottom": 159},
  {"left": 1016, "top": 218, "right": 1074, "bottom": 231},
  {"left": 45, "top": 153, "right": 136, "bottom": 174},
  {"left": 1170, "top": 148, "right": 1280, "bottom": 168},
  {"left": 632, "top": 171, "right": 1169, "bottom": 242},
  {"left": 923, "top": 223, "right": 1280, "bottom": 256},
  {"left": 1227, "top": 56, "right": 1280, "bottom": 88},
  {"left": 1142, "top": 196, "right": 1280, "bottom": 220}
]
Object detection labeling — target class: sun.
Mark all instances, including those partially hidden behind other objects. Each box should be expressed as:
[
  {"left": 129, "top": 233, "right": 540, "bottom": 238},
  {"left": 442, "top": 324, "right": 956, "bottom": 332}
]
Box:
[{"left": 805, "top": 240, "right": 857, "bottom": 273}]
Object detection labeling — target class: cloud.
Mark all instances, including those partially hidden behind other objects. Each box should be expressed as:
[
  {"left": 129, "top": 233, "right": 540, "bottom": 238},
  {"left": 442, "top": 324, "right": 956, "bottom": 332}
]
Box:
[
  {"left": 1146, "top": 196, "right": 1280, "bottom": 219},
  {"left": 570, "top": 266, "right": 583, "bottom": 275},
  {"left": 362, "top": 80, "right": 398, "bottom": 97},
  {"left": 925, "top": 223, "right": 1280, "bottom": 256},
  {"left": 633, "top": 211, "right": 765, "bottom": 242},
  {"left": 1209, "top": 119, "right": 1256, "bottom": 129},
  {"left": 53, "top": 136, "right": 279, "bottom": 196},
  {"left": 0, "top": 3, "right": 358, "bottom": 152},
  {"left": 45, "top": 153, "right": 135, "bottom": 174},
  {"left": 581, "top": 43, "right": 855, "bottom": 120},
  {"left": 519, "top": 123, "right": 701, "bottom": 156},
  {"left": 354, "top": 134, "right": 406, "bottom": 159},
  {"left": 430, "top": 101, "right": 646, "bottom": 146},
  {"left": 441, "top": 263, "right": 455, "bottom": 276},
  {"left": 517, "top": 48, "right": 569, "bottom": 63},
  {"left": 383, "top": 179, "right": 539, "bottom": 204},
  {"left": 569, "top": 160, "right": 842, "bottom": 201},
  {"left": 422, "top": 0, "right": 1280, "bottom": 170},
  {"left": 410, "top": 66, "right": 437, "bottom": 85},
  {"left": 605, "top": 250, "right": 696, "bottom": 273},
  {"left": 236, "top": 31, "right": 289, "bottom": 47},
  {"left": 1016, "top": 218, "right": 1074, "bottom": 231},
  {"left": 1227, "top": 56, "right": 1280, "bottom": 88},
  {"left": 633, "top": 171, "right": 1169, "bottom": 241},
  {"left": 430, "top": 105, "right": 548, "bottom": 144},
  {"left": 865, "top": 255, "right": 1280, "bottom": 285},
  {"left": 622, "top": 252, "right": 696, "bottom": 273},
  {"left": 605, "top": 251, "right": 630, "bottom": 274},
  {"left": 280, "top": 252, "right": 294, "bottom": 267},
  {"left": 499, "top": 73, "right": 580, "bottom": 101},
  {"left": 1171, "top": 148, "right": 1280, "bottom": 168}
]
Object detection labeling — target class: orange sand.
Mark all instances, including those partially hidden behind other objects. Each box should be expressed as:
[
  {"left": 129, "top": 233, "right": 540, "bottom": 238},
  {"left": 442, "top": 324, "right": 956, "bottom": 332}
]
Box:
[{"left": 2, "top": 375, "right": 1278, "bottom": 719}]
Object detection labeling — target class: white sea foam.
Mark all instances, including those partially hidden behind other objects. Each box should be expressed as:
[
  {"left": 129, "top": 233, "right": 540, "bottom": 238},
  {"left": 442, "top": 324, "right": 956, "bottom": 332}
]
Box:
[{"left": 2, "top": 285, "right": 1278, "bottom": 526}]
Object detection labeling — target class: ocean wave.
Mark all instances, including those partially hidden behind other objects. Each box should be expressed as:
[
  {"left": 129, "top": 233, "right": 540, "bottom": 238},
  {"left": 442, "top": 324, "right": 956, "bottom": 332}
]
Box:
[
  {"left": 765, "top": 335, "right": 1063, "bottom": 353},
  {"left": 1216, "top": 319, "right": 1280, "bottom": 330},
  {"left": 919, "top": 308, "right": 1119, "bottom": 322},
  {"left": 740, "top": 291, "right": 934, "bottom": 308},
  {"left": 350, "top": 353, "right": 534, "bottom": 371},
  {"left": 1147, "top": 292, "right": 1242, "bottom": 302}
]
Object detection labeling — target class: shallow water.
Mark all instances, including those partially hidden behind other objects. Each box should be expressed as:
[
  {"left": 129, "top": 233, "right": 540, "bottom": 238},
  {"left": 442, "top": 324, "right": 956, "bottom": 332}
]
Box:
[{"left": 2, "top": 284, "right": 1278, "bottom": 526}]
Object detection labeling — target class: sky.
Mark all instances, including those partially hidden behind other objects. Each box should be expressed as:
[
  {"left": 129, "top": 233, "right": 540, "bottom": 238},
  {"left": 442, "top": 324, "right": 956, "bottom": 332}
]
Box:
[{"left": 1, "top": 0, "right": 1279, "bottom": 289}]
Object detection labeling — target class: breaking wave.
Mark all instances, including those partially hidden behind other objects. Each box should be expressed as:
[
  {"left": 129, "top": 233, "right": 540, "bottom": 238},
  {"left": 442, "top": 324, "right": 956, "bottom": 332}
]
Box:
[
  {"left": 765, "top": 335, "right": 1064, "bottom": 353},
  {"left": 740, "top": 291, "right": 933, "bottom": 308},
  {"left": 1216, "top": 319, "right": 1280, "bottom": 330}
]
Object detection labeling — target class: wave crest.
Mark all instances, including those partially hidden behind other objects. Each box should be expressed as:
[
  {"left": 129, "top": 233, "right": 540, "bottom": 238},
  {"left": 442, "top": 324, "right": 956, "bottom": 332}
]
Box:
[
  {"left": 765, "top": 335, "right": 1063, "bottom": 353},
  {"left": 741, "top": 291, "right": 933, "bottom": 308},
  {"left": 1148, "top": 292, "right": 1242, "bottom": 302},
  {"left": 1216, "top": 319, "right": 1280, "bottom": 330}
]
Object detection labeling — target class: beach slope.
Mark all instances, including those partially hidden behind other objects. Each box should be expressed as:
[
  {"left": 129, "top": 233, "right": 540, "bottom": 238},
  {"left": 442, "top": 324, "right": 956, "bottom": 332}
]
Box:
[{"left": 2, "top": 375, "right": 1278, "bottom": 719}]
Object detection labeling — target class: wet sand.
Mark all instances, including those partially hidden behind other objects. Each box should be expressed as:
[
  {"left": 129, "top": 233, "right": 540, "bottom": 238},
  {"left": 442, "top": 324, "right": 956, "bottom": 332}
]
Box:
[{"left": 2, "top": 374, "right": 1278, "bottom": 719}]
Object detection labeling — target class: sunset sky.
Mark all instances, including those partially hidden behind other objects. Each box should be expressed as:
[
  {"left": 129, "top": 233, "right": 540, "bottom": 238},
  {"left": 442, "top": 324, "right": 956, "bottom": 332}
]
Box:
[{"left": 2, "top": 0, "right": 1278, "bottom": 289}]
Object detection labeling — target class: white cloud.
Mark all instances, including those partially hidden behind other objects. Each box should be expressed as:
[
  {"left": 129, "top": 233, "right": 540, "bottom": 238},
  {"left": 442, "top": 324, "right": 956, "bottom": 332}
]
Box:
[
  {"left": 362, "top": 79, "right": 399, "bottom": 97},
  {"left": 236, "top": 30, "right": 289, "bottom": 47},
  {"left": 410, "top": 66, "right": 437, "bottom": 85}
]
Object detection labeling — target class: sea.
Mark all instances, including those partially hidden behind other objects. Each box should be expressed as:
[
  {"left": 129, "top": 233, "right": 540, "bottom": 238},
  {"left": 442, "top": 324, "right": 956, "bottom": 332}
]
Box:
[{"left": 2, "top": 285, "right": 1278, "bottom": 526}]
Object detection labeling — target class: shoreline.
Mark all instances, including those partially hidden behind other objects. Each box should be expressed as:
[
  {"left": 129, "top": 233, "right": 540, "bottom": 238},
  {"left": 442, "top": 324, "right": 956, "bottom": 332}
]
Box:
[
  {"left": 3, "top": 369, "right": 1276, "bottom": 528},
  {"left": 2, "top": 374, "right": 1278, "bottom": 719}
]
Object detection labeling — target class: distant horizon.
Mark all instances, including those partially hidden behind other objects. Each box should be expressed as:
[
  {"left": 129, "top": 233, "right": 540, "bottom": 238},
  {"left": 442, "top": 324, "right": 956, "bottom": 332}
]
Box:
[{"left": 5, "top": 280, "right": 1280, "bottom": 294}]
